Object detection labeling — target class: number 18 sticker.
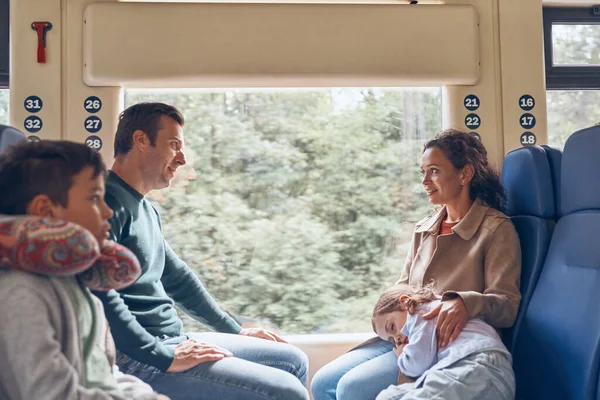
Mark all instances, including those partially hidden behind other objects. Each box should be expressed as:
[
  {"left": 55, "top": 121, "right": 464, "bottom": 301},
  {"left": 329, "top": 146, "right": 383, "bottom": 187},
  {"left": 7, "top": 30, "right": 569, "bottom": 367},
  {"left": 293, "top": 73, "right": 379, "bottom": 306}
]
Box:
[{"left": 520, "top": 132, "right": 536, "bottom": 146}]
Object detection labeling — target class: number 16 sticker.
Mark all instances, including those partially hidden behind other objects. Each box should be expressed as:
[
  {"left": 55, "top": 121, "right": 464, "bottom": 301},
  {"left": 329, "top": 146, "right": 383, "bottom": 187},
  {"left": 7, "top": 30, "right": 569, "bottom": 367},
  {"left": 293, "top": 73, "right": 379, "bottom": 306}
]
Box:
[{"left": 85, "top": 116, "right": 102, "bottom": 133}]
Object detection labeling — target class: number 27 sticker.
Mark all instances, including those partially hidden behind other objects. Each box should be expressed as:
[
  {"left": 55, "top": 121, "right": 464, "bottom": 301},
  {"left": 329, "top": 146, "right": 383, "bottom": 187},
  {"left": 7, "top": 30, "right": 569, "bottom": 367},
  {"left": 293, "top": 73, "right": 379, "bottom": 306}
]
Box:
[{"left": 85, "top": 116, "right": 102, "bottom": 133}]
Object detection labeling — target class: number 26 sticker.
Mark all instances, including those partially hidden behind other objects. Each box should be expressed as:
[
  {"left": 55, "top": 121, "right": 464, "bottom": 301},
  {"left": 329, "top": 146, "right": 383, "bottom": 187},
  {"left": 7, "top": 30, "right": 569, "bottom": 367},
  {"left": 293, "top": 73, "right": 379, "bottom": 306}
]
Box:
[{"left": 84, "top": 96, "right": 102, "bottom": 113}]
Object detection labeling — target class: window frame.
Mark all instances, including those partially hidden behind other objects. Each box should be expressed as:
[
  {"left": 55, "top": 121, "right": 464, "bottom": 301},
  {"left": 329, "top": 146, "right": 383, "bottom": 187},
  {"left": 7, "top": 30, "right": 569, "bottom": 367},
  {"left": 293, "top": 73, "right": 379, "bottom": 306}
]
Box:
[
  {"left": 0, "top": 0, "right": 8, "bottom": 88},
  {"left": 544, "top": 6, "right": 600, "bottom": 90}
]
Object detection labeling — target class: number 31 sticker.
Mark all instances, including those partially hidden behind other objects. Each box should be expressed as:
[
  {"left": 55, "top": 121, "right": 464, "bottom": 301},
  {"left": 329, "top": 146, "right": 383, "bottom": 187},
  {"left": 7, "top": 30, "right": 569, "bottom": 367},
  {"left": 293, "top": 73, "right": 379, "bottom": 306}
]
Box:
[{"left": 85, "top": 135, "right": 102, "bottom": 151}]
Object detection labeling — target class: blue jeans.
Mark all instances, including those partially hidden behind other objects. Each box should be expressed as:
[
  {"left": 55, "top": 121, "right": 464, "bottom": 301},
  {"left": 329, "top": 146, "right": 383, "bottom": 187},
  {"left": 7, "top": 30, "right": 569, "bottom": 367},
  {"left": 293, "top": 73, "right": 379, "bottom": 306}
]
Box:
[
  {"left": 117, "top": 332, "right": 309, "bottom": 400},
  {"left": 311, "top": 338, "right": 398, "bottom": 400}
]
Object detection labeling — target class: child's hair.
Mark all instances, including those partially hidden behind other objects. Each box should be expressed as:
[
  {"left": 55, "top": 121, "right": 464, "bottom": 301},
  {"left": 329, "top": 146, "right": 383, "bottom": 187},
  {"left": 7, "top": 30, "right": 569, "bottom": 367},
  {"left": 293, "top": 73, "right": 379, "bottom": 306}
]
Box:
[
  {"left": 372, "top": 283, "right": 437, "bottom": 331},
  {"left": 0, "top": 140, "right": 106, "bottom": 214}
]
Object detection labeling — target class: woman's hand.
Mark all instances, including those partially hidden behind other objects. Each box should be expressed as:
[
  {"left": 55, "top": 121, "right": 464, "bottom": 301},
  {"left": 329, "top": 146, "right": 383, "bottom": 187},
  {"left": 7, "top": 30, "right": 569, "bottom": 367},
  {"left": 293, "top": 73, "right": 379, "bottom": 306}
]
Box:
[{"left": 422, "top": 297, "right": 469, "bottom": 348}]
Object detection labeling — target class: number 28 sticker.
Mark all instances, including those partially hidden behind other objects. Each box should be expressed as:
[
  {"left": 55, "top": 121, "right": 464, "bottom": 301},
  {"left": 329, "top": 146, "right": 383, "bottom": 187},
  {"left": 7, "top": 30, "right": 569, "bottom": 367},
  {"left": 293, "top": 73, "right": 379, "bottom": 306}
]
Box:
[{"left": 85, "top": 135, "right": 102, "bottom": 151}]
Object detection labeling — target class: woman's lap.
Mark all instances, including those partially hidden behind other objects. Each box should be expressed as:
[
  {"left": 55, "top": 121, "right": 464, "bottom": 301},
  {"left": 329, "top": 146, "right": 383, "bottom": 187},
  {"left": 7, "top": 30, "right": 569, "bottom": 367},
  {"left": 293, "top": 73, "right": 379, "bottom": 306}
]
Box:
[
  {"left": 375, "top": 351, "right": 515, "bottom": 400},
  {"left": 311, "top": 337, "right": 399, "bottom": 400}
]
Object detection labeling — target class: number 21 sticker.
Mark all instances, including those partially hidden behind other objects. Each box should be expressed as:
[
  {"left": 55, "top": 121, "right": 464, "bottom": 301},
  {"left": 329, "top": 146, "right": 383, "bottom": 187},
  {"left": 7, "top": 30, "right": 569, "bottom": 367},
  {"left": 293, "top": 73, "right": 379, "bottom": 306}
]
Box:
[{"left": 464, "top": 95, "right": 480, "bottom": 111}]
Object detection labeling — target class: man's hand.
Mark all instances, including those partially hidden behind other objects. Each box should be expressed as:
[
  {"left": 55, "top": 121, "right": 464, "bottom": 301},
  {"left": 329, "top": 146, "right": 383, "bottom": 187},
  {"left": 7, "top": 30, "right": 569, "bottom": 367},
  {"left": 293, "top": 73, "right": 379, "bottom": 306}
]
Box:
[
  {"left": 422, "top": 297, "right": 469, "bottom": 348},
  {"left": 166, "top": 339, "right": 232, "bottom": 373},
  {"left": 239, "top": 328, "right": 287, "bottom": 343}
]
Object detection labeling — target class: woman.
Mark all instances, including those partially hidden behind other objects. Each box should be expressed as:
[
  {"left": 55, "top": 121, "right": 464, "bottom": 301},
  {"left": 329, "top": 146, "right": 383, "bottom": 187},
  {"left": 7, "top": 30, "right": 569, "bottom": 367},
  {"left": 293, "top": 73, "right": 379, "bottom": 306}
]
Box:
[{"left": 310, "top": 129, "right": 522, "bottom": 400}]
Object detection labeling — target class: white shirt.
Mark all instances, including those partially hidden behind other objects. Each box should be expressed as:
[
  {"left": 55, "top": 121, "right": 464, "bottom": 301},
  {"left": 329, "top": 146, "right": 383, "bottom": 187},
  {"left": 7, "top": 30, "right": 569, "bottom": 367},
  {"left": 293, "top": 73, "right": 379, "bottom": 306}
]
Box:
[{"left": 398, "top": 299, "right": 511, "bottom": 387}]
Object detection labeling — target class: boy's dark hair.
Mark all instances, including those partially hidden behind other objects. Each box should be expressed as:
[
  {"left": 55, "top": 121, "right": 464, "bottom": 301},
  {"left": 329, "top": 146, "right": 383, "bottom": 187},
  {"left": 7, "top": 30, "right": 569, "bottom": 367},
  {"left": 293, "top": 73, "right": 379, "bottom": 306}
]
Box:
[
  {"left": 114, "top": 102, "right": 184, "bottom": 157},
  {"left": 0, "top": 140, "right": 106, "bottom": 214}
]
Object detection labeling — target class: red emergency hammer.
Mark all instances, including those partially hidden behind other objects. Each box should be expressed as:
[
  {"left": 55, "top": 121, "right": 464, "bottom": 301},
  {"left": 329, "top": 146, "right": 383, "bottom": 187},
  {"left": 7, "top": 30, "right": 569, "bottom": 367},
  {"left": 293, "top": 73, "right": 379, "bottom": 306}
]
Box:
[{"left": 31, "top": 22, "right": 53, "bottom": 64}]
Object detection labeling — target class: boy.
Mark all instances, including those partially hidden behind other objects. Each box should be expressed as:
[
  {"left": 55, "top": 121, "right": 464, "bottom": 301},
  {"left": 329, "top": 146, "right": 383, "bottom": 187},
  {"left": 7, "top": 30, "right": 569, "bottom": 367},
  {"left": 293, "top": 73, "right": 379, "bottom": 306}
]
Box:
[{"left": 0, "top": 140, "right": 168, "bottom": 400}]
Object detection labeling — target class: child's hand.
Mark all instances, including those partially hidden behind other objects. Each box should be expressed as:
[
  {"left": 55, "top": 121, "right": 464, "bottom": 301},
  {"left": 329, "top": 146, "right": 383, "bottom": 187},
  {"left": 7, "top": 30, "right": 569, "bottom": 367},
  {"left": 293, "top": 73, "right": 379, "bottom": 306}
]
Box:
[{"left": 393, "top": 341, "right": 408, "bottom": 357}]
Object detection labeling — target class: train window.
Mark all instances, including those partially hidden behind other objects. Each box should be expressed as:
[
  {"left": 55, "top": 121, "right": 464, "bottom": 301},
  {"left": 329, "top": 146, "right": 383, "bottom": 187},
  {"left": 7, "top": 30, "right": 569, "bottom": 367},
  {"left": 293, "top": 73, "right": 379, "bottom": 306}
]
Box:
[
  {"left": 547, "top": 90, "right": 600, "bottom": 148},
  {"left": 0, "top": 89, "right": 8, "bottom": 125},
  {"left": 546, "top": 13, "right": 600, "bottom": 148},
  {"left": 544, "top": 8, "right": 600, "bottom": 89},
  {"left": 552, "top": 24, "right": 600, "bottom": 66},
  {"left": 125, "top": 87, "right": 441, "bottom": 334}
]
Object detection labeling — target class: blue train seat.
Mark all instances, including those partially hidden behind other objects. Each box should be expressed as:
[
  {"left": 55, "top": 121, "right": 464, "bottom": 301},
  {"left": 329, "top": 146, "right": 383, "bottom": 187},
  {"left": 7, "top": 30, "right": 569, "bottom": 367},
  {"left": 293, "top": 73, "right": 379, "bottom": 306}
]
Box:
[
  {"left": 501, "top": 145, "right": 556, "bottom": 353},
  {"left": 542, "top": 144, "right": 562, "bottom": 219},
  {"left": 0, "top": 124, "right": 26, "bottom": 153},
  {"left": 513, "top": 126, "right": 600, "bottom": 400}
]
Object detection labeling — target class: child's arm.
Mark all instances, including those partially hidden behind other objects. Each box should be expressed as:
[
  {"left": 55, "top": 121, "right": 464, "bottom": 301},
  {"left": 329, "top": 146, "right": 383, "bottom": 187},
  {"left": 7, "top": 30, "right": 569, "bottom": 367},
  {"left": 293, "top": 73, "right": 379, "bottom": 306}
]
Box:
[
  {"left": 397, "top": 314, "right": 438, "bottom": 378},
  {"left": 0, "top": 278, "right": 128, "bottom": 400}
]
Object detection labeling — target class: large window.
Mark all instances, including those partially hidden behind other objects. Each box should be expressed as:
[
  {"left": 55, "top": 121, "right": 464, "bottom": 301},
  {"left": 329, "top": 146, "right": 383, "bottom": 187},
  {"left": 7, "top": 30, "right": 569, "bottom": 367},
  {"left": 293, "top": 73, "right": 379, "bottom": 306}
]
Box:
[
  {"left": 124, "top": 88, "right": 441, "bottom": 334},
  {"left": 547, "top": 90, "right": 600, "bottom": 148}
]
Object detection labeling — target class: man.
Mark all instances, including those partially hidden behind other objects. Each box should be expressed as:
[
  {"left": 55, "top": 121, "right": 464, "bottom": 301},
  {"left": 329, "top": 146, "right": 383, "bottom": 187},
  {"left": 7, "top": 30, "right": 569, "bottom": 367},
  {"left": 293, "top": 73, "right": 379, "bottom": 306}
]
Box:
[{"left": 95, "top": 103, "right": 309, "bottom": 400}]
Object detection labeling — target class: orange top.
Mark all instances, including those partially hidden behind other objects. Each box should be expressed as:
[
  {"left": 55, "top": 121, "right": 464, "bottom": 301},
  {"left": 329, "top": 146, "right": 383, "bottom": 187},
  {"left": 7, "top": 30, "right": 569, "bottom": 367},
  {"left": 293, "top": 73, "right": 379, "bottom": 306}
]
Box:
[{"left": 440, "top": 220, "right": 458, "bottom": 235}]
